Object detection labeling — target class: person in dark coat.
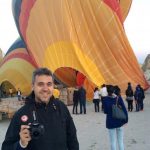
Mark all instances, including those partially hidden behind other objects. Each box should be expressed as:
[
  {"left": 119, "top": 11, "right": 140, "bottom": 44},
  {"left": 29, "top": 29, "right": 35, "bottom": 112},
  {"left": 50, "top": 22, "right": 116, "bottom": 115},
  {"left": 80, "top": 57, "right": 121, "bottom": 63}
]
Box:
[
  {"left": 78, "top": 86, "right": 86, "bottom": 114},
  {"left": 2, "top": 68, "right": 79, "bottom": 150},
  {"left": 72, "top": 87, "right": 79, "bottom": 114},
  {"left": 103, "top": 85, "right": 128, "bottom": 150},
  {"left": 134, "top": 84, "right": 145, "bottom": 111},
  {"left": 138, "top": 84, "right": 145, "bottom": 111},
  {"left": 125, "top": 83, "right": 134, "bottom": 112}
]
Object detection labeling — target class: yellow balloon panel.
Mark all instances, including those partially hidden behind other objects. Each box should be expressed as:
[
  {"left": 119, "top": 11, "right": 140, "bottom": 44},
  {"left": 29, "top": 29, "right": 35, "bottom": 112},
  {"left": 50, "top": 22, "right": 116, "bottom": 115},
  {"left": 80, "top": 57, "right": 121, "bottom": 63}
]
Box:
[
  {"left": 0, "top": 59, "right": 35, "bottom": 95},
  {"left": 43, "top": 42, "right": 105, "bottom": 86}
]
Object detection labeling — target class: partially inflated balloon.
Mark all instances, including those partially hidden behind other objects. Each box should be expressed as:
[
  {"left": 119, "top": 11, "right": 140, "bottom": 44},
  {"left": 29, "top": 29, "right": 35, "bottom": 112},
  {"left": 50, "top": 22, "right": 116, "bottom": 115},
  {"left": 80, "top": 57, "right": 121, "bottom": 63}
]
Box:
[
  {"left": 10, "top": 0, "right": 149, "bottom": 97},
  {"left": 0, "top": 38, "right": 37, "bottom": 95}
]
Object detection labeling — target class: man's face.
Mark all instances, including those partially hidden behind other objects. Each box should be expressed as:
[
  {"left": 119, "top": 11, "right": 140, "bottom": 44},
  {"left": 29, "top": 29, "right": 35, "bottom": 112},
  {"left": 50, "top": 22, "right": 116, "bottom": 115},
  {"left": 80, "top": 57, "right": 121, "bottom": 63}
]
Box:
[{"left": 32, "top": 75, "right": 54, "bottom": 104}]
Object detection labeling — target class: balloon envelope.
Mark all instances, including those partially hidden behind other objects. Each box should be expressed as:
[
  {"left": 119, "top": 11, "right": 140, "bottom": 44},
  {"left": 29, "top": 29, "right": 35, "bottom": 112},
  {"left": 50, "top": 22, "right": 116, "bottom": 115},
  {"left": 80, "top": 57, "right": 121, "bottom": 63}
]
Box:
[{"left": 1, "top": 0, "right": 148, "bottom": 98}]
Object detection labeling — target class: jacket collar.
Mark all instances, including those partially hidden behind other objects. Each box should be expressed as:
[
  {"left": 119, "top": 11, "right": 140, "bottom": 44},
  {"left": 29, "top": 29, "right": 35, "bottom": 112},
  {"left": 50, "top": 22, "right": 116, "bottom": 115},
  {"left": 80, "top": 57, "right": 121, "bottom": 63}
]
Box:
[{"left": 25, "top": 91, "right": 55, "bottom": 108}]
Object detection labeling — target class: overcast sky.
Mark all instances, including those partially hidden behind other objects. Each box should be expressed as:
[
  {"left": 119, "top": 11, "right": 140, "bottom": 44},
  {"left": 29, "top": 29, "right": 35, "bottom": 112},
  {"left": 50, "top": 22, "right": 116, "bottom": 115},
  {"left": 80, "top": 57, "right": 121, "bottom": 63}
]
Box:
[
  {"left": 124, "top": 0, "right": 150, "bottom": 64},
  {"left": 0, "top": 1, "right": 19, "bottom": 53},
  {"left": 0, "top": 0, "right": 150, "bottom": 64}
]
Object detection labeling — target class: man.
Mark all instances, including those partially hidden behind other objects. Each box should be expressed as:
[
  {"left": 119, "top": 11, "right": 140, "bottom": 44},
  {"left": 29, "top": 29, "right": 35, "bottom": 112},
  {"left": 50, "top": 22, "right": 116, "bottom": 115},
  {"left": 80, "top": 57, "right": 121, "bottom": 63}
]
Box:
[
  {"left": 72, "top": 87, "right": 79, "bottom": 114},
  {"left": 78, "top": 86, "right": 86, "bottom": 114},
  {"left": 2, "top": 68, "right": 79, "bottom": 150}
]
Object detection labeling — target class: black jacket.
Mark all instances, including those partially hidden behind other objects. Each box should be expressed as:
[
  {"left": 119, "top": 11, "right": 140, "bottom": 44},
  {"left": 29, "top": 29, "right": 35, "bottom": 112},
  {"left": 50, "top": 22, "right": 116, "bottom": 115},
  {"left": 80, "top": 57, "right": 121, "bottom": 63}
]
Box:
[
  {"left": 2, "top": 92, "right": 79, "bottom": 150},
  {"left": 73, "top": 90, "right": 79, "bottom": 104},
  {"left": 125, "top": 88, "right": 133, "bottom": 97}
]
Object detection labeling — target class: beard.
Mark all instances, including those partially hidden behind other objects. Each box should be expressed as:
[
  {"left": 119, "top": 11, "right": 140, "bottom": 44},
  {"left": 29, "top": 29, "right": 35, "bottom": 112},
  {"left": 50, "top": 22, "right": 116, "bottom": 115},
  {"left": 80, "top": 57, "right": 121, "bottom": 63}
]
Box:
[{"left": 35, "top": 91, "right": 52, "bottom": 104}]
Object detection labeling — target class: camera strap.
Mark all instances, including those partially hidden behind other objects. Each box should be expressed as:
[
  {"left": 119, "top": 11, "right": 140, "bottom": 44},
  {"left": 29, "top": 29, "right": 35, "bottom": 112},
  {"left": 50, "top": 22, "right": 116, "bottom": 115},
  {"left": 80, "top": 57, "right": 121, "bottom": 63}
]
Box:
[
  {"left": 32, "top": 110, "right": 37, "bottom": 122},
  {"left": 31, "top": 104, "right": 39, "bottom": 123}
]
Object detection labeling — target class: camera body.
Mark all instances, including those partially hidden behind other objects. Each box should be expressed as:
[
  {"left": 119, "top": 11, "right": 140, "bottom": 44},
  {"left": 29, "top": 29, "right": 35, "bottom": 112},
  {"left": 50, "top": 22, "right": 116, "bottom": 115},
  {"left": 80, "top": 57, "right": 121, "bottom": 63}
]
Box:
[{"left": 29, "top": 122, "right": 45, "bottom": 140}]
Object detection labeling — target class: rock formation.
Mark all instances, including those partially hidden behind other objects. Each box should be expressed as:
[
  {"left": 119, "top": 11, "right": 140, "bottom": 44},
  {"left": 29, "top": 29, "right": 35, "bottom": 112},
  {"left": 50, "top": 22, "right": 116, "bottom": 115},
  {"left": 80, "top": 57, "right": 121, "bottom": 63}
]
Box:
[{"left": 142, "top": 54, "right": 150, "bottom": 81}]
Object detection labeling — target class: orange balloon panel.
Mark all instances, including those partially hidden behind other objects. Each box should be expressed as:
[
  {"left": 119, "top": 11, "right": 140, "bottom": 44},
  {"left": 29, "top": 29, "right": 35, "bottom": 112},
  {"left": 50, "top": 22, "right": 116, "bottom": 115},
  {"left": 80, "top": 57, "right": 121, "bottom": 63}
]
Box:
[
  {"left": 83, "top": 78, "right": 96, "bottom": 100},
  {"left": 54, "top": 68, "right": 77, "bottom": 87}
]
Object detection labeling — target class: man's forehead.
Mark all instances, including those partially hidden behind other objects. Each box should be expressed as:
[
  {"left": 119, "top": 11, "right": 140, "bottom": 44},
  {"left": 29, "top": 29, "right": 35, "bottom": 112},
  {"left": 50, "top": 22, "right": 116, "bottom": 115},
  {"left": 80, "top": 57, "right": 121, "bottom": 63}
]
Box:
[{"left": 35, "top": 75, "right": 53, "bottom": 81}]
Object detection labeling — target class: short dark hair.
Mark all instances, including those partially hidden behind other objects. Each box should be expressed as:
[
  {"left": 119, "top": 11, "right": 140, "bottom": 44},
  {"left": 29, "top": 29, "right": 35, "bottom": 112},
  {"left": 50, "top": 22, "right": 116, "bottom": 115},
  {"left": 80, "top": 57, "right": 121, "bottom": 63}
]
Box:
[
  {"left": 114, "top": 85, "right": 121, "bottom": 96},
  {"left": 32, "top": 68, "right": 53, "bottom": 84},
  {"left": 128, "top": 82, "right": 131, "bottom": 86},
  {"left": 94, "top": 87, "right": 99, "bottom": 92},
  {"left": 107, "top": 85, "right": 114, "bottom": 96}
]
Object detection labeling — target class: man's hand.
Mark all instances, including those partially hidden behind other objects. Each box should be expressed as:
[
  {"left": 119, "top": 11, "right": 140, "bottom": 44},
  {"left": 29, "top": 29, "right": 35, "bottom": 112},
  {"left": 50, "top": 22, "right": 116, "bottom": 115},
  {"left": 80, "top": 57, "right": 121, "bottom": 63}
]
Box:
[{"left": 19, "top": 125, "right": 31, "bottom": 147}]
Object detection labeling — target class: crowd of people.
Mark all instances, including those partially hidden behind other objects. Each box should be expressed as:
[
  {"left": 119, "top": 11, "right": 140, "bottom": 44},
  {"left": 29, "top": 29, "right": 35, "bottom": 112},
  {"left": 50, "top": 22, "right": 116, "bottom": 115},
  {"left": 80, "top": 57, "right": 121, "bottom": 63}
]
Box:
[
  {"left": 125, "top": 82, "right": 145, "bottom": 112},
  {"left": 72, "top": 82, "right": 145, "bottom": 115},
  {"left": 71, "top": 82, "right": 145, "bottom": 150},
  {"left": 72, "top": 86, "right": 86, "bottom": 114},
  {"left": 0, "top": 87, "right": 22, "bottom": 100},
  {"left": 72, "top": 84, "right": 129, "bottom": 150}
]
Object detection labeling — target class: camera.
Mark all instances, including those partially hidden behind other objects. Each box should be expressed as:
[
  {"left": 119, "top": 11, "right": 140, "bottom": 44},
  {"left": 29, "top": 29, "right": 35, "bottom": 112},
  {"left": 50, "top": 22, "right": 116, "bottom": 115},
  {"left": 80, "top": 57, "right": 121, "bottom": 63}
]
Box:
[
  {"left": 29, "top": 122, "right": 45, "bottom": 140},
  {"left": 29, "top": 111, "right": 45, "bottom": 139}
]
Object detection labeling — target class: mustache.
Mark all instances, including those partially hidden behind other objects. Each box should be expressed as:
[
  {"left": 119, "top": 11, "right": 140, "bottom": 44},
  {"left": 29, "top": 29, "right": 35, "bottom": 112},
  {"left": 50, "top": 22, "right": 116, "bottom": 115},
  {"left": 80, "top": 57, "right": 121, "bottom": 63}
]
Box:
[{"left": 40, "top": 91, "right": 51, "bottom": 94}]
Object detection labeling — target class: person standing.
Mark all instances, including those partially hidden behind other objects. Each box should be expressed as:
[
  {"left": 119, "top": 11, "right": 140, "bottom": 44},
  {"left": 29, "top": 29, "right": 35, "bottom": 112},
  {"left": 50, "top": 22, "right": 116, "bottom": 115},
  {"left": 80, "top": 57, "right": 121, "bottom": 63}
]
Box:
[
  {"left": 138, "top": 84, "right": 145, "bottom": 111},
  {"left": 100, "top": 84, "right": 108, "bottom": 111},
  {"left": 134, "top": 84, "right": 145, "bottom": 111},
  {"left": 103, "top": 85, "right": 128, "bottom": 150},
  {"left": 93, "top": 87, "right": 100, "bottom": 112},
  {"left": 17, "top": 88, "right": 22, "bottom": 101},
  {"left": 125, "top": 83, "right": 134, "bottom": 112},
  {"left": 72, "top": 87, "right": 79, "bottom": 114},
  {"left": 78, "top": 86, "right": 86, "bottom": 114},
  {"left": 2, "top": 68, "right": 79, "bottom": 150}
]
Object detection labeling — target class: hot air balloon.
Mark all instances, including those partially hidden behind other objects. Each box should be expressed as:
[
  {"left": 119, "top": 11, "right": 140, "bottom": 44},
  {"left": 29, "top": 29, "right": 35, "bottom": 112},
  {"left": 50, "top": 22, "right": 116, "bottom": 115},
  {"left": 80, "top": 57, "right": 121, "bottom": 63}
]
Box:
[
  {"left": 0, "top": 0, "right": 149, "bottom": 100},
  {"left": 0, "top": 38, "right": 37, "bottom": 96}
]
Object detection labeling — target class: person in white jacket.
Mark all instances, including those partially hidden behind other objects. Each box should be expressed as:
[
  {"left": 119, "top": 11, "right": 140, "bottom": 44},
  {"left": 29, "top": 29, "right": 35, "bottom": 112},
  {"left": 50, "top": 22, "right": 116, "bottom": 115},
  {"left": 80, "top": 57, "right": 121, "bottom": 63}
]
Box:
[
  {"left": 93, "top": 87, "right": 101, "bottom": 112},
  {"left": 100, "top": 84, "right": 108, "bottom": 111}
]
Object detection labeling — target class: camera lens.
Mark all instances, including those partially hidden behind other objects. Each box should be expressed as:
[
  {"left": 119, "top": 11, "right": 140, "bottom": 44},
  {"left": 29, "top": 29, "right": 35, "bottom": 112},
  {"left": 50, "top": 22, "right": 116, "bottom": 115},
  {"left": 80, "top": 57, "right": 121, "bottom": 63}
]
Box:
[
  {"left": 33, "top": 130, "right": 40, "bottom": 137},
  {"left": 30, "top": 123, "right": 45, "bottom": 140}
]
